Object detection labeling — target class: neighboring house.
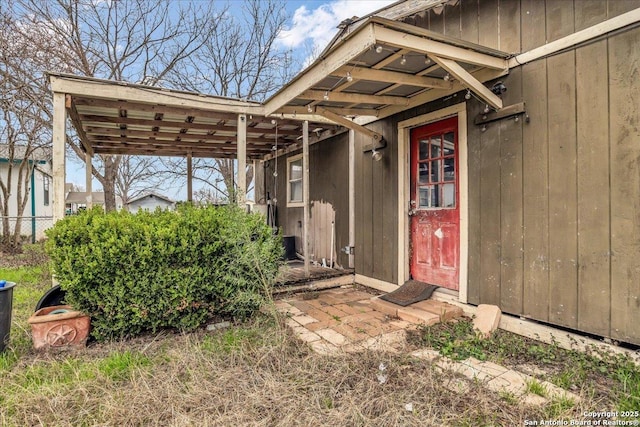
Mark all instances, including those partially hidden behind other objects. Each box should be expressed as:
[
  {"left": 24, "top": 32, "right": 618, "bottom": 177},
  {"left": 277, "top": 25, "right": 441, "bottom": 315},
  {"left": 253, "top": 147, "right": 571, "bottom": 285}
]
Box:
[
  {"left": 49, "top": 0, "right": 640, "bottom": 347},
  {"left": 0, "top": 145, "right": 53, "bottom": 241},
  {"left": 65, "top": 185, "right": 124, "bottom": 213},
  {"left": 125, "top": 192, "right": 175, "bottom": 212}
]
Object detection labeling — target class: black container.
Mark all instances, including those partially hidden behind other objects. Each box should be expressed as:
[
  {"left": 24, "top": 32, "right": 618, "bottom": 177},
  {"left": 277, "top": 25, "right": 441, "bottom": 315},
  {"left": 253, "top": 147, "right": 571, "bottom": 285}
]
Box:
[
  {"left": 283, "top": 235, "right": 296, "bottom": 260},
  {"left": 0, "top": 281, "right": 16, "bottom": 353},
  {"left": 35, "top": 285, "right": 66, "bottom": 312}
]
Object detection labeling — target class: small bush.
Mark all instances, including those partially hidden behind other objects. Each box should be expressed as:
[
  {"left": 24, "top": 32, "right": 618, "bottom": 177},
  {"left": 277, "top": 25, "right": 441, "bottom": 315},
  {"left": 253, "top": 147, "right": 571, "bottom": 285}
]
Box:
[{"left": 46, "top": 205, "right": 282, "bottom": 341}]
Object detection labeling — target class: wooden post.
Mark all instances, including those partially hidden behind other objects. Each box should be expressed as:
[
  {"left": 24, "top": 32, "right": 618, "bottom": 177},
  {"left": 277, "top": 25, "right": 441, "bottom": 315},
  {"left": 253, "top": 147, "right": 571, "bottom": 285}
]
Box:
[
  {"left": 186, "top": 152, "right": 193, "bottom": 202},
  {"left": 348, "top": 129, "right": 355, "bottom": 269},
  {"left": 52, "top": 92, "right": 66, "bottom": 222},
  {"left": 303, "top": 120, "right": 310, "bottom": 277},
  {"left": 237, "top": 114, "right": 247, "bottom": 206},
  {"left": 85, "top": 151, "right": 93, "bottom": 209}
]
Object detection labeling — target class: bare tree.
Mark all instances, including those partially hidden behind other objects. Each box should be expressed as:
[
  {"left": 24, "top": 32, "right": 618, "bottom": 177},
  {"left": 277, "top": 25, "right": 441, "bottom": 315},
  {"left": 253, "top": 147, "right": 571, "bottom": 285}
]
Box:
[
  {"left": 114, "top": 156, "right": 162, "bottom": 206},
  {"left": 161, "top": 0, "right": 294, "bottom": 202},
  {"left": 6, "top": 0, "right": 215, "bottom": 211},
  {"left": 0, "top": 2, "right": 53, "bottom": 252}
]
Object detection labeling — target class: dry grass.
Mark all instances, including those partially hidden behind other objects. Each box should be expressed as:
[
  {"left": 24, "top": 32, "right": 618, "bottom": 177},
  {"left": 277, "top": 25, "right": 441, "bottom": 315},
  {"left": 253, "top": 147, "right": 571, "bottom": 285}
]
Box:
[{"left": 0, "top": 314, "right": 580, "bottom": 427}]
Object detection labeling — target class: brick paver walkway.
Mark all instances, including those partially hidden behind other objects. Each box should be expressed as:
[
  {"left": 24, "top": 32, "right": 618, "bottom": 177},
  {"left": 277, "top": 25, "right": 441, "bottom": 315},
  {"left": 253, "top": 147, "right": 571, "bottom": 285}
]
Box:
[{"left": 275, "top": 287, "right": 413, "bottom": 354}]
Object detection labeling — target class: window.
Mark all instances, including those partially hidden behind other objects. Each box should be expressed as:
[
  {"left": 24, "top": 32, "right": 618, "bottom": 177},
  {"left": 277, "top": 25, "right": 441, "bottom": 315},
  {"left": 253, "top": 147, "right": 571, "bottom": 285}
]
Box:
[
  {"left": 43, "top": 175, "right": 50, "bottom": 206},
  {"left": 417, "top": 130, "right": 456, "bottom": 208},
  {"left": 287, "top": 154, "right": 303, "bottom": 207}
]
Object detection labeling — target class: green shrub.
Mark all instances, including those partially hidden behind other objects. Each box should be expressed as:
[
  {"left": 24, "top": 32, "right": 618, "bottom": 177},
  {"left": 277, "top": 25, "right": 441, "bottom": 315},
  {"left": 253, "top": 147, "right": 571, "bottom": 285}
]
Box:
[{"left": 45, "top": 205, "right": 282, "bottom": 341}]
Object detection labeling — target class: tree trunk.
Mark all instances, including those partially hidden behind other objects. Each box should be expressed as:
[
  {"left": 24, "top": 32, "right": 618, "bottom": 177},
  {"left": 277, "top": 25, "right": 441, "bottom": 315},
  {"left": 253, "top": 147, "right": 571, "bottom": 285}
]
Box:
[{"left": 102, "top": 155, "right": 120, "bottom": 212}]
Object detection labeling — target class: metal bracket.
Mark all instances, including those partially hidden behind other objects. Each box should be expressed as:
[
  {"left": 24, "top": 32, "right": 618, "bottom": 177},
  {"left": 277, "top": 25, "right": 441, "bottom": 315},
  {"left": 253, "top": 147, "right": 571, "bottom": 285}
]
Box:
[{"left": 475, "top": 102, "right": 527, "bottom": 126}]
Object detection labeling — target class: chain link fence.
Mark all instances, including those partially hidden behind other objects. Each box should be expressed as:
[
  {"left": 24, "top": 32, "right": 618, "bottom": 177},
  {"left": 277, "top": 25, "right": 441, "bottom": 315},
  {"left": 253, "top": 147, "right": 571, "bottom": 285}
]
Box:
[{"left": 0, "top": 216, "right": 54, "bottom": 244}]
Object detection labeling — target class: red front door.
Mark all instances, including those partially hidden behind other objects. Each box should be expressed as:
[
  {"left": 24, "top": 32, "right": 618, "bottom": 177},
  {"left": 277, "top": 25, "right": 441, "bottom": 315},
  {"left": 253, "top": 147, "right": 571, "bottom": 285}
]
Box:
[{"left": 410, "top": 116, "right": 459, "bottom": 290}]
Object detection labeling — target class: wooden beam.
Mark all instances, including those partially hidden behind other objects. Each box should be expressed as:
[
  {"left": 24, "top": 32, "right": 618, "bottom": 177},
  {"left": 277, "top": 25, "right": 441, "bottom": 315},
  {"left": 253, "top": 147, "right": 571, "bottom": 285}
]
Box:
[
  {"left": 430, "top": 55, "right": 503, "bottom": 109},
  {"left": 52, "top": 92, "right": 66, "bottom": 222},
  {"left": 332, "top": 66, "right": 453, "bottom": 90},
  {"left": 187, "top": 152, "right": 193, "bottom": 202},
  {"left": 73, "top": 97, "right": 241, "bottom": 122},
  {"left": 50, "top": 74, "right": 265, "bottom": 115},
  {"left": 91, "top": 141, "right": 273, "bottom": 155},
  {"left": 92, "top": 147, "right": 264, "bottom": 160},
  {"left": 237, "top": 114, "right": 247, "bottom": 205},
  {"left": 66, "top": 95, "right": 94, "bottom": 156},
  {"left": 359, "top": 67, "right": 508, "bottom": 124},
  {"left": 85, "top": 152, "right": 93, "bottom": 208},
  {"left": 316, "top": 108, "right": 382, "bottom": 142},
  {"left": 264, "top": 24, "right": 377, "bottom": 115},
  {"left": 300, "top": 90, "right": 409, "bottom": 106},
  {"left": 303, "top": 120, "right": 310, "bottom": 278},
  {"left": 510, "top": 8, "right": 640, "bottom": 67},
  {"left": 373, "top": 24, "right": 509, "bottom": 70},
  {"left": 276, "top": 106, "right": 380, "bottom": 117},
  {"left": 84, "top": 127, "right": 294, "bottom": 144},
  {"left": 348, "top": 129, "right": 355, "bottom": 269},
  {"left": 80, "top": 115, "right": 302, "bottom": 136}
]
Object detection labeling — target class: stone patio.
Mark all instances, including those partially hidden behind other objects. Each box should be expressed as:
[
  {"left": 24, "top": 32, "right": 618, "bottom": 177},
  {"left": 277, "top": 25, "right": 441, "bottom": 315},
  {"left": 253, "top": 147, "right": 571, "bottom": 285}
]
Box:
[
  {"left": 275, "top": 285, "right": 463, "bottom": 354},
  {"left": 275, "top": 285, "right": 581, "bottom": 406}
]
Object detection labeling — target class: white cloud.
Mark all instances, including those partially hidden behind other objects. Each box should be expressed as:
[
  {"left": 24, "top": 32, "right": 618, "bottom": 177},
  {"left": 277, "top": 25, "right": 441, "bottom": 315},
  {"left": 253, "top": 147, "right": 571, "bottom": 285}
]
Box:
[{"left": 277, "top": 0, "right": 396, "bottom": 63}]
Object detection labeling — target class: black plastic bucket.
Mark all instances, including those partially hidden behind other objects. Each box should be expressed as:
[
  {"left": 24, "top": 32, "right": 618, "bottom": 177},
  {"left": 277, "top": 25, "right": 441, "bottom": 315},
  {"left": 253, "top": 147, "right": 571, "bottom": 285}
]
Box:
[{"left": 0, "top": 281, "right": 16, "bottom": 353}]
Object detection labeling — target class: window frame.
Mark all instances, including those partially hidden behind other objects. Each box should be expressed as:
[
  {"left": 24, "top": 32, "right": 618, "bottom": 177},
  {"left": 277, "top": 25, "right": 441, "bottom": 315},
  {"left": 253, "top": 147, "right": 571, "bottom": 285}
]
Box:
[
  {"left": 286, "top": 154, "right": 304, "bottom": 207},
  {"left": 43, "top": 175, "right": 50, "bottom": 206}
]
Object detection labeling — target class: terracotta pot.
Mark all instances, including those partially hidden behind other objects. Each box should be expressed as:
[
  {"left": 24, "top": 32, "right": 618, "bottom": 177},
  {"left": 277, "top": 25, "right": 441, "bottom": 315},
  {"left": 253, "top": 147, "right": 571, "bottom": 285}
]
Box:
[{"left": 28, "top": 305, "right": 91, "bottom": 350}]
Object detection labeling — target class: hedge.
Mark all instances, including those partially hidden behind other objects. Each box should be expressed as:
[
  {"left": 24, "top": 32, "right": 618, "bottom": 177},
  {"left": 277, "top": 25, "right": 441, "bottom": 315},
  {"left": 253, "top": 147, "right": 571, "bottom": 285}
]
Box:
[{"left": 45, "top": 205, "right": 282, "bottom": 341}]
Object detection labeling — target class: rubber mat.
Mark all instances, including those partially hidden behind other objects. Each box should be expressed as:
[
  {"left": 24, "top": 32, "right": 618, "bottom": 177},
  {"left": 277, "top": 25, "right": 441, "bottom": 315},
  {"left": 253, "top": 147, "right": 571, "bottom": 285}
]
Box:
[{"left": 379, "top": 280, "right": 439, "bottom": 307}]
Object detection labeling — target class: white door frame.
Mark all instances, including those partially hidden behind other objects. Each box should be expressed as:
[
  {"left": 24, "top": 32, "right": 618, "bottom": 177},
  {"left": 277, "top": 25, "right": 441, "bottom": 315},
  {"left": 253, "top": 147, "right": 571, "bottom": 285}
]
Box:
[{"left": 397, "top": 102, "right": 469, "bottom": 303}]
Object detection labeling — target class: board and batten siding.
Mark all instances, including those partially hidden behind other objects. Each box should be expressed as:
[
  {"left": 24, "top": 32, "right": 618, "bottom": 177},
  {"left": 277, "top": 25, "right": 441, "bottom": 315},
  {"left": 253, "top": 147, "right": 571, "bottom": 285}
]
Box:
[
  {"left": 405, "top": 0, "right": 640, "bottom": 343},
  {"left": 263, "top": 133, "right": 350, "bottom": 268}
]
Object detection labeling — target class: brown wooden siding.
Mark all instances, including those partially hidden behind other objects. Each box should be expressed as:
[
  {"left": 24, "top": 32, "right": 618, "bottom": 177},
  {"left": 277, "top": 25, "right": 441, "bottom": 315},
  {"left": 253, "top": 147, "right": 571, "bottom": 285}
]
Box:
[
  {"left": 402, "top": 0, "right": 640, "bottom": 54},
  {"left": 263, "top": 133, "right": 351, "bottom": 268},
  {"left": 398, "top": 0, "right": 640, "bottom": 345},
  {"left": 265, "top": 0, "right": 640, "bottom": 344}
]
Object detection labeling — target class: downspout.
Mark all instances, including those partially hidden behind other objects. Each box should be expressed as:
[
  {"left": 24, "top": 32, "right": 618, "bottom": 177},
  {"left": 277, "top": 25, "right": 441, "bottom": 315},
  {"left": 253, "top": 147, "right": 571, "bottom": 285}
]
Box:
[{"left": 30, "top": 169, "right": 36, "bottom": 243}]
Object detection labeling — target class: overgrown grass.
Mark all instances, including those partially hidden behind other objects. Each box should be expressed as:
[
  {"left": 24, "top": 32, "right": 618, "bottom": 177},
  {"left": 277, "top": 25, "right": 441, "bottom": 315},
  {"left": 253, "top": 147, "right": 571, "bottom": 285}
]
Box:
[
  {"left": 0, "top": 244, "right": 51, "bottom": 371},
  {"left": 410, "top": 317, "right": 640, "bottom": 416}
]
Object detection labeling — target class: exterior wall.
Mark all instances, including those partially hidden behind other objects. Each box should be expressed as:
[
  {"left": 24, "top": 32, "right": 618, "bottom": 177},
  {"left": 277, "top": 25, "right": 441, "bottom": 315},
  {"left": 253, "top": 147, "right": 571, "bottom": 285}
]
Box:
[
  {"left": 0, "top": 161, "right": 53, "bottom": 240},
  {"left": 126, "top": 196, "right": 174, "bottom": 212},
  {"left": 263, "top": 133, "right": 350, "bottom": 268},
  {"left": 403, "top": 0, "right": 640, "bottom": 344},
  {"left": 265, "top": 0, "right": 640, "bottom": 343}
]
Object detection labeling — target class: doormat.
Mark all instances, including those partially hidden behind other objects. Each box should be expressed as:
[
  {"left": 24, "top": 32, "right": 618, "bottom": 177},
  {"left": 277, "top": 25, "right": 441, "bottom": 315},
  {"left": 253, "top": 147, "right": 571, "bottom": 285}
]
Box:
[{"left": 380, "top": 280, "right": 439, "bottom": 306}]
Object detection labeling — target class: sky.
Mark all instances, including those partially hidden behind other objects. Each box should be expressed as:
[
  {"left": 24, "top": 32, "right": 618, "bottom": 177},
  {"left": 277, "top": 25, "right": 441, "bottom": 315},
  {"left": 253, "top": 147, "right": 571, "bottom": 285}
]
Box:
[{"left": 66, "top": 0, "right": 396, "bottom": 198}]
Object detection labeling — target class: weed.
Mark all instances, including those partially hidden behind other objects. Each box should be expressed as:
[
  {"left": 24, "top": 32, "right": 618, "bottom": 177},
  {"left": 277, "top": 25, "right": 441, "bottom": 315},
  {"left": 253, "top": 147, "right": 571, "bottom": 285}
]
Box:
[
  {"left": 525, "top": 378, "right": 547, "bottom": 397},
  {"left": 97, "top": 350, "right": 151, "bottom": 381},
  {"left": 498, "top": 390, "right": 518, "bottom": 405}
]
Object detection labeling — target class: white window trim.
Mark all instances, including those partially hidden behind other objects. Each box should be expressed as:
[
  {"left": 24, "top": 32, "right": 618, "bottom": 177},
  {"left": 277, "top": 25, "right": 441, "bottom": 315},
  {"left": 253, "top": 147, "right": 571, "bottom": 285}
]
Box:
[{"left": 287, "top": 153, "right": 304, "bottom": 208}]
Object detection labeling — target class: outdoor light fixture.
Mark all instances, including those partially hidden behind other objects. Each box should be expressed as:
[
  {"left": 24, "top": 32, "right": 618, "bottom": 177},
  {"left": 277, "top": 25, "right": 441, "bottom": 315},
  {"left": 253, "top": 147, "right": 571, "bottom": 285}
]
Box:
[
  {"left": 481, "top": 125, "right": 487, "bottom": 132},
  {"left": 307, "top": 105, "right": 313, "bottom": 113},
  {"left": 271, "top": 119, "right": 276, "bottom": 125},
  {"left": 483, "top": 104, "right": 490, "bottom": 114},
  {"left": 465, "top": 90, "right": 472, "bottom": 100},
  {"left": 372, "top": 149, "right": 382, "bottom": 162},
  {"left": 323, "top": 91, "right": 330, "bottom": 101},
  {"left": 443, "top": 73, "right": 451, "bottom": 82},
  {"left": 375, "top": 45, "right": 383, "bottom": 53},
  {"left": 491, "top": 81, "right": 507, "bottom": 95},
  {"left": 424, "top": 55, "right": 431, "bottom": 65},
  {"left": 346, "top": 71, "right": 353, "bottom": 82},
  {"left": 400, "top": 55, "right": 407, "bottom": 65}
]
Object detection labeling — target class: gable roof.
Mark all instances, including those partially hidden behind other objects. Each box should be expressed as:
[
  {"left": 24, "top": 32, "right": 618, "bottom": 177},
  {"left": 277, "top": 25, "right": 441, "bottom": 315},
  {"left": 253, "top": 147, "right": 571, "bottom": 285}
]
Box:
[
  {"left": 126, "top": 192, "right": 174, "bottom": 205},
  {"left": 0, "top": 145, "right": 51, "bottom": 162}
]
